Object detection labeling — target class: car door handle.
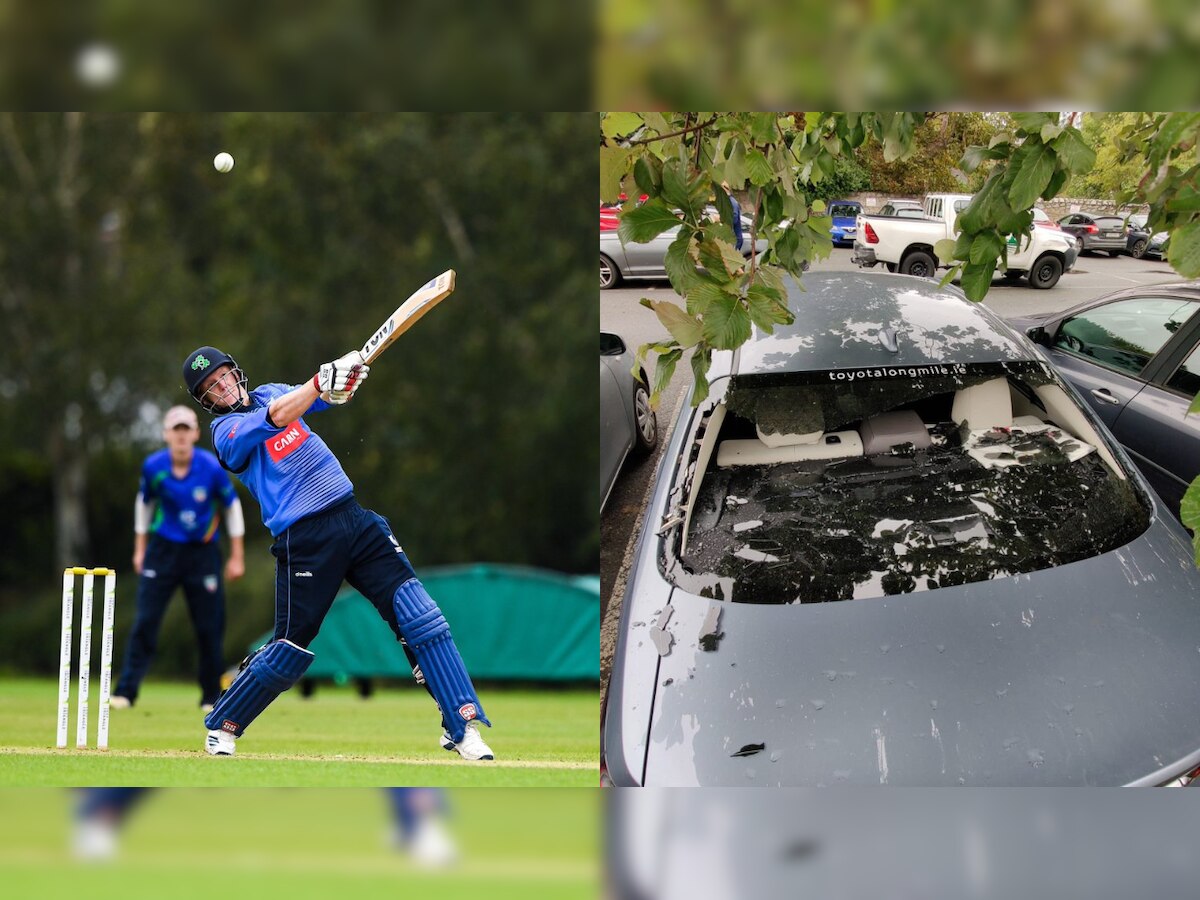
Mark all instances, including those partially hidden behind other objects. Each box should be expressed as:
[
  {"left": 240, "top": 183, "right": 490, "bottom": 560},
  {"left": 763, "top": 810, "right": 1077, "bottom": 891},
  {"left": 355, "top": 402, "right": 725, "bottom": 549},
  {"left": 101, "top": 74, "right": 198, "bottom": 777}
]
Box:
[{"left": 1090, "top": 388, "right": 1121, "bottom": 405}]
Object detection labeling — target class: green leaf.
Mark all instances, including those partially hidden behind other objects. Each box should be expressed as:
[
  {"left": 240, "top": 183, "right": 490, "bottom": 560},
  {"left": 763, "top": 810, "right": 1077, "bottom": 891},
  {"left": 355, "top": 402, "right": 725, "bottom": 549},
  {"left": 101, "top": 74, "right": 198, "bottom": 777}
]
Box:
[
  {"left": 1042, "top": 168, "right": 1067, "bottom": 201},
  {"left": 697, "top": 237, "right": 746, "bottom": 279},
  {"left": 599, "top": 146, "right": 633, "bottom": 203},
  {"left": 686, "top": 278, "right": 734, "bottom": 317},
  {"left": 1167, "top": 220, "right": 1200, "bottom": 278},
  {"left": 969, "top": 231, "right": 1004, "bottom": 266},
  {"left": 756, "top": 264, "right": 788, "bottom": 298},
  {"left": 663, "top": 231, "right": 703, "bottom": 291},
  {"left": 618, "top": 198, "right": 682, "bottom": 244},
  {"left": 1040, "top": 123, "right": 1064, "bottom": 142},
  {"left": 661, "top": 158, "right": 694, "bottom": 211},
  {"left": 702, "top": 292, "right": 753, "bottom": 349},
  {"left": 1166, "top": 185, "right": 1200, "bottom": 213},
  {"left": 633, "top": 156, "right": 663, "bottom": 198},
  {"left": 1050, "top": 130, "right": 1097, "bottom": 175},
  {"left": 745, "top": 283, "right": 793, "bottom": 331},
  {"left": 640, "top": 297, "right": 703, "bottom": 348},
  {"left": 1188, "top": 390, "right": 1200, "bottom": 416},
  {"left": 1008, "top": 143, "right": 1055, "bottom": 211},
  {"left": 749, "top": 113, "right": 778, "bottom": 144},
  {"left": 764, "top": 187, "right": 784, "bottom": 224},
  {"left": 934, "top": 238, "right": 959, "bottom": 263},
  {"left": 602, "top": 112, "right": 644, "bottom": 140},
  {"left": 1010, "top": 112, "right": 1059, "bottom": 132},
  {"left": 959, "top": 258, "right": 997, "bottom": 301},
  {"left": 811, "top": 199, "right": 826, "bottom": 214},
  {"left": 1180, "top": 475, "right": 1200, "bottom": 564},
  {"left": 957, "top": 177, "right": 998, "bottom": 233},
  {"left": 650, "top": 347, "right": 683, "bottom": 406},
  {"left": 641, "top": 112, "right": 671, "bottom": 135},
  {"left": 690, "top": 347, "right": 713, "bottom": 407},
  {"left": 961, "top": 144, "right": 1007, "bottom": 173},
  {"left": 723, "top": 139, "right": 748, "bottom": 190},
  {"left": 745, "top": 148, "right": 774, "bottom": 186}
]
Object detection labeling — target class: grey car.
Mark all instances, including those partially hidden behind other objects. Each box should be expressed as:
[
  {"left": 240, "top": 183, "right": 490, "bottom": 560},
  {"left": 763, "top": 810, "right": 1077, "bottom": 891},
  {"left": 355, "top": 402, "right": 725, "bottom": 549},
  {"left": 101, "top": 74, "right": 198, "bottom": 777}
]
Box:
[
  {"left": 601, "top": 331, "right": 657, "bottom": 510},
  {"left": 1009, "top": 283, "right": 1200, "bottom": 519},
  {"left": 600, "top": 211, "right": 768, "bottom": 290},
  {"left": 1057, "top": 212, "right": 1128, "bottom": 255},
  {"left": 604, "top": 271, "right": 1200, "bottom": 786}
]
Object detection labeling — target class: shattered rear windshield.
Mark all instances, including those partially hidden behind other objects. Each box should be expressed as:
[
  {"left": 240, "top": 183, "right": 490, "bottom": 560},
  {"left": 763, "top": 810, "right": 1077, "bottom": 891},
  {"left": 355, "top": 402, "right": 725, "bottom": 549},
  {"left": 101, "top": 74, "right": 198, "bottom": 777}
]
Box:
[{"left": 665, "top": 362, "right": 1150, "bottom": 604}]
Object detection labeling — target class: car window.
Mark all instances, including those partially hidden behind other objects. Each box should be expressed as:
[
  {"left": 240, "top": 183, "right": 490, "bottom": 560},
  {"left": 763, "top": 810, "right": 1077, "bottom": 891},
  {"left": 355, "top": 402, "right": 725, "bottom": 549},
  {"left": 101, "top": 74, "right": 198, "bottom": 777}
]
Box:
[
  {"left": 952, "top": 199, "right": 970, "bottom": 212},
  {"left": 666, "top": 362, "right": 1148, "bottom": 604},
  {"left": 1055, "top": 298, "right": 1200, "bottom": 376},
  {"left": 1094, "top": 217, "right": 1125, "bottom": 229},
  {"left": 1165, "top": 342, "right": 1200, "bottom": 397},
  {"left": 829, "top": 203, "right": 860, "bottom": 218}
]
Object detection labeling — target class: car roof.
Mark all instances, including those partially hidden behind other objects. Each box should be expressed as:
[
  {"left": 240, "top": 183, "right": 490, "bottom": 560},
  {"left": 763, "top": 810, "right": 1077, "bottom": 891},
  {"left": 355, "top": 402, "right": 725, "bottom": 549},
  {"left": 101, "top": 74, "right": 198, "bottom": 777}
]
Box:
[{"left": 726, "top": 271, "right": 1036, "bottom": 376}]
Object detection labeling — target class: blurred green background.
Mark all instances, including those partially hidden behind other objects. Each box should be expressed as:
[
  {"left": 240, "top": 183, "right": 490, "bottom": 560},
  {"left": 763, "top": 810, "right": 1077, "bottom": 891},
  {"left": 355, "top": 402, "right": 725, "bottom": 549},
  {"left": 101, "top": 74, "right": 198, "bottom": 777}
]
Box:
[
  {"left": 0, "top": 788, "right": 597, "bottom": 899},
  {"left": 0, "top": 112, "right": 597, "bottom": 679}
]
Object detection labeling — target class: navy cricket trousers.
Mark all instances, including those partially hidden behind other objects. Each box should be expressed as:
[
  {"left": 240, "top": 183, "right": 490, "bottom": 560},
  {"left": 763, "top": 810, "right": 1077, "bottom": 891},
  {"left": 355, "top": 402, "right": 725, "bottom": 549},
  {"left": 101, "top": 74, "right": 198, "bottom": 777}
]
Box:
[{"left": 269, "top": 495, "right": 424, "bottom": 663}]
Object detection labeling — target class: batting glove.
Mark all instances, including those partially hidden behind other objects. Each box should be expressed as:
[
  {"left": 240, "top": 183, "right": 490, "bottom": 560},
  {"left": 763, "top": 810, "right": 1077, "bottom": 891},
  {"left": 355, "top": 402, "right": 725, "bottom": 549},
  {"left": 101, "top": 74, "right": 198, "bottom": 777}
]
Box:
[{"left": 314, "top": 350, "right": 370, "bottom": 393}]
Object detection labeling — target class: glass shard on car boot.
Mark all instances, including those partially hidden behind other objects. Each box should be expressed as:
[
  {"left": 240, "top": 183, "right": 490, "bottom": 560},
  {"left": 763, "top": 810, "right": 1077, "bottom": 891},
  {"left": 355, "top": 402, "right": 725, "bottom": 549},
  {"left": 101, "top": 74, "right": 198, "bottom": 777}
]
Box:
[{"left": 666, "top": 366, "right": 1150, "bottom": 605}]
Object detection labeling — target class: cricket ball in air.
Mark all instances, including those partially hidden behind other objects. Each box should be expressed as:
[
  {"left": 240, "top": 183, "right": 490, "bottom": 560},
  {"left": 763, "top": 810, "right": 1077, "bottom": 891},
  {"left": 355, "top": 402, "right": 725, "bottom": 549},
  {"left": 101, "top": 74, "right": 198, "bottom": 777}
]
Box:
[{"left": 213, "top": 152, "right": 235, "bottom": 173}]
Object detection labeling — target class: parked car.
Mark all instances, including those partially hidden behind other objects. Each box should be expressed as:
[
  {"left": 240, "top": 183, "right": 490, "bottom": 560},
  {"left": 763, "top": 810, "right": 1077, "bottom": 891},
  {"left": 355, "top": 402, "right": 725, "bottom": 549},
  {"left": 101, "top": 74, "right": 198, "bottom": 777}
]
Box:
[
  {"left": 1031, "top": 207, "right": 1061, "bottom": 230},
  {"left": 876, "top": 199, "right": 924, "bottom": 217},
  {"left": 600, "top": 331, "right": 657, "bottom": 510},
  {"left": 1057, "top": 212, "right": 1128, "bottom": 255},
  {"left": 1125, "top": 214, "right": 1169, "bottom": 259},
  {"left": 600, "top": 208, "right": 768, "bottom": 290},
  {"left": 827, "top": 199, "right": 862, "bottom": 246},
  {"left": 1008, "top": 282, "right": 1200, "bottom": 519},
  {"left": 601, "top": 193, "right": 647, "bottom": 232},
  {"left": 854, "top": 193, "right": 1077, "bottom": 288},
  {"left": 604, "top": 270, "right": 1200, "bottom": 786}
]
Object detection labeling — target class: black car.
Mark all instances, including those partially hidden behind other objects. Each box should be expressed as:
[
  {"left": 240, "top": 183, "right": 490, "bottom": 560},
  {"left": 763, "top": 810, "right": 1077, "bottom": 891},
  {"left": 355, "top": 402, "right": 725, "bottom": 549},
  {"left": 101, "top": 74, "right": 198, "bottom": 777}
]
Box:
[
  {"left": 1009, "top": 282, "right": 1200, "bottom": 519},
  {"left": 604, "top": 271, "right": 1200, "bottom": 786},
  {"left": 1057, "top": 213, "right": 1128, "bottom": 256}
]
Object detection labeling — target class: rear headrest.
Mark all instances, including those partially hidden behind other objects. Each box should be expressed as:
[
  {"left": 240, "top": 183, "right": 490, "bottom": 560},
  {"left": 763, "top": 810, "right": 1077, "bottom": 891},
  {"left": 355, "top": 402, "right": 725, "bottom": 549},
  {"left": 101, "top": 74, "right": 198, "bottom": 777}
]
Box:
[
  {"left": 952, "top": 378, "right": 1013, "bottom": 430},
  {"left": 755, "top": 424, "right": 822, "bottom": 448}
]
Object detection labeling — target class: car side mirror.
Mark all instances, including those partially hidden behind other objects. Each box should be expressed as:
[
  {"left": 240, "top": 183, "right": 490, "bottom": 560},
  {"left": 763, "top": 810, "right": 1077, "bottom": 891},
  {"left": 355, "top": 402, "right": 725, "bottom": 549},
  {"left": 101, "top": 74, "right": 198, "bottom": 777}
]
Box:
[
  {"left": 600, "top": 332, "right": 627, "bottom": 355},
  {"left": 1026, "top": 326, "right": 1051, "bottom": 346}
]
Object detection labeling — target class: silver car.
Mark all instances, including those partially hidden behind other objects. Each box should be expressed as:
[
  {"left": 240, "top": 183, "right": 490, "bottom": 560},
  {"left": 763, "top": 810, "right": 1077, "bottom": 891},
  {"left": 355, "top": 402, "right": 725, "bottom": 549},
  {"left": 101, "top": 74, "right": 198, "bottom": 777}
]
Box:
[
  {"left": 600, "top": 210, "right": 767, "bottom": 290},
  {"left": 601, "top": 331, "right": 657, "bottom": 510},
  {"left": 604, "top": 271, "right": 1200, "bottom": 786}
]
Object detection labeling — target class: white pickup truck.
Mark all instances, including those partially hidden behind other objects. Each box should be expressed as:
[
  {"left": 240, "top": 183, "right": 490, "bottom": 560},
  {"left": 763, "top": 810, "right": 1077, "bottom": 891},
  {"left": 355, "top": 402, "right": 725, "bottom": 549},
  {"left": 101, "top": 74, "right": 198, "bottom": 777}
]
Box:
[{"left": 852, "top": 193, "right": 1078, "bottom": 290}]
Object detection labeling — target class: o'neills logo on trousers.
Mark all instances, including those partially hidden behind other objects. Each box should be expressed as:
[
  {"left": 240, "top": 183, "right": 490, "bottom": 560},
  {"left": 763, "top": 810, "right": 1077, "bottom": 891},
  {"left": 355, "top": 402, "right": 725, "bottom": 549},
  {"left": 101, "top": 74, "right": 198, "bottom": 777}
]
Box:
[{"left": 265, "top": 420, "right": 311, "bottom": 463}]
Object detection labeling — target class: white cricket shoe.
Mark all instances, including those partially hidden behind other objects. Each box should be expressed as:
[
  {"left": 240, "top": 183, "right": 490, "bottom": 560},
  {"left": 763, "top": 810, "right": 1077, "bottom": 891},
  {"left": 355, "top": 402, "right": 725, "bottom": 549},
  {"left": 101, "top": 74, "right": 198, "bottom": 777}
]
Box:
[
  {"left": 204, "top": 729, "right": 236, "bottom": 756},
  {"left": 439, "top": 722, "right": 494, "bottom": 760},
  {"left": 72, "top": 819, "right": 118, "bottom": 862},
  {"left": 408, "top": 817, "right": 459, "bottom": 868},
  {"left": 108, "top": 696, "right": 132, "bottom": 709}
]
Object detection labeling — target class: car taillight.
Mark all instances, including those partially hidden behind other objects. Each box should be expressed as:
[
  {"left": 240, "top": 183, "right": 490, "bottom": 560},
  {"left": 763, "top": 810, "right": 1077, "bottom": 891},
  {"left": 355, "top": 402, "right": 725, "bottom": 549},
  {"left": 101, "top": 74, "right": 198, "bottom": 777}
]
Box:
[
  {"left": 864, "top": 222, "right": 879, "bottom": 244},
  {"left": 1085, "top": 224, "right": 1098, "bottom": 233}
]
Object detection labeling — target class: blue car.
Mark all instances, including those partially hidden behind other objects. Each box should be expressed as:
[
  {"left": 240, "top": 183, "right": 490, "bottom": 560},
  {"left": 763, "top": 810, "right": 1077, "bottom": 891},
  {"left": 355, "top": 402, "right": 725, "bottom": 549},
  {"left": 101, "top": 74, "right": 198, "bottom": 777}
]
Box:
[{"left": 828, "top": 199, "right": 862, "bottom": 247}]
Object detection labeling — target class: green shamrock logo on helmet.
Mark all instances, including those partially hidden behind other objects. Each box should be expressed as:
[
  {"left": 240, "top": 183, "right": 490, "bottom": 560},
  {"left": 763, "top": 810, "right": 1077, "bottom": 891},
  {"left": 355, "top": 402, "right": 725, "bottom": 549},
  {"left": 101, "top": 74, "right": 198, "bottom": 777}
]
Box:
[{"left": 191, "top": 354, "right": 211, "bottom": 371}]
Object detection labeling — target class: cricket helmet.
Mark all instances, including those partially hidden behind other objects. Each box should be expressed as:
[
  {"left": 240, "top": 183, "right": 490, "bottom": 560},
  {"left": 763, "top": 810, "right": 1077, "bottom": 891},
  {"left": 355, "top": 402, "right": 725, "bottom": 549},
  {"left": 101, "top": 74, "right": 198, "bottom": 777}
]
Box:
[{"left": 183, "top": 346, "right": 248, "bottom": 413}]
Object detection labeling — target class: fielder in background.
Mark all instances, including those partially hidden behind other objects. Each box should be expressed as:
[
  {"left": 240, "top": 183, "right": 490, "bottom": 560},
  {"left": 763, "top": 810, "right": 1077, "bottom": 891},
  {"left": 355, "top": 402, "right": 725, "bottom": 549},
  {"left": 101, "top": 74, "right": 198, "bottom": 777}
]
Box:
[
  {"left": 111, "top": 405, "right": 245, "bottom": 712},
  {"left": 182, "top": 346, "right": 493, "bottom": 761}
]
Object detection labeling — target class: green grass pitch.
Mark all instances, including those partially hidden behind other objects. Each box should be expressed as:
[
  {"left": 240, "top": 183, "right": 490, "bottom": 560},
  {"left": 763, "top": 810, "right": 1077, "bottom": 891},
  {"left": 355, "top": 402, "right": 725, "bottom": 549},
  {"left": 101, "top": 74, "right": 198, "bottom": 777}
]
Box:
[
  {"left": 0, "top": 679, "right": 597, "bottom": 786},
  {"left": 0, "top": 788, "right": 598, "bottom": 899}
]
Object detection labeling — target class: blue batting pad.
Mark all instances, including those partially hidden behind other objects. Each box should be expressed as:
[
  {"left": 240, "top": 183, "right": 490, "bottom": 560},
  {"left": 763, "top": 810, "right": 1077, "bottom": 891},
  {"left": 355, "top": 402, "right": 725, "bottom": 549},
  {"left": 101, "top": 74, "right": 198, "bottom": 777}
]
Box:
[
  {"left": 393, "top": 579, "right": 489, "bottom": 741},
  {"left": 203, "top": 639, "right": 313, "bottom": 737}
]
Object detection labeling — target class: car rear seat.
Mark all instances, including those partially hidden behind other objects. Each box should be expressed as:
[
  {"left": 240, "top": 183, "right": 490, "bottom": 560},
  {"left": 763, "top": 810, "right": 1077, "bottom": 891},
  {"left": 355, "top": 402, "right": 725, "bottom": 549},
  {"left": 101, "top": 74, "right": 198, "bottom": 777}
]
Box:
[
  {"left": 952, "top": 378, "right": 1012, "bottom": 430},
  {"left": 716, "top": 424, "right": 864, "bottom": 466}
]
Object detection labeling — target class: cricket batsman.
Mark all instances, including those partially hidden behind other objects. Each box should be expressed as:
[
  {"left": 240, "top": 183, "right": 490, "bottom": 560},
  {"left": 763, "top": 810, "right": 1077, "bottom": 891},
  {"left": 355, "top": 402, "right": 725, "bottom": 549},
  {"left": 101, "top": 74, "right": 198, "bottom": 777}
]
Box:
[{"left": 182, "top": 345, "right": 493, "bottom": 761}]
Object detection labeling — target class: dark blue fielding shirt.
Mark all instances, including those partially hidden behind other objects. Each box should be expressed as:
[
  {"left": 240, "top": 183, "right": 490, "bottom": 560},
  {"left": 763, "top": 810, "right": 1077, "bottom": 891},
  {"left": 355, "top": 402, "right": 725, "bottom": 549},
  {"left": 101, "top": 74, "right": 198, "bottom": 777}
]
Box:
[
  {"left": 140, "top": 448, "right": 237, "bottom": 544},
  {"left": 210, "top": 383, "right": 353, "bottom": 535}
]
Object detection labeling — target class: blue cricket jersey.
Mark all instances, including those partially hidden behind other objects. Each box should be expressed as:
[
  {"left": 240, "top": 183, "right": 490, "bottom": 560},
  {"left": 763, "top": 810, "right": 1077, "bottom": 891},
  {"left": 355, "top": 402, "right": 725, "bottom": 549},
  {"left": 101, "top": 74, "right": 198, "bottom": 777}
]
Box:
[
  {"left": 210, "top": 383, "right": 353, "bottom": 536},
  {"left": 140, "top": 448, "right": 238, "bottom": 544}
]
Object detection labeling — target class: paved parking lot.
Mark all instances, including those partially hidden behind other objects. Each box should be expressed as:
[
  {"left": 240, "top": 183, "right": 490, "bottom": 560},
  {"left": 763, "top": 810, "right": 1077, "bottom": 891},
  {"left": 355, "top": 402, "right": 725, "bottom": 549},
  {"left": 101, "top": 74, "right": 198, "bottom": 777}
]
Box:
[{"left": 599, "top": 246, "right": 1184, "bottom": 698}]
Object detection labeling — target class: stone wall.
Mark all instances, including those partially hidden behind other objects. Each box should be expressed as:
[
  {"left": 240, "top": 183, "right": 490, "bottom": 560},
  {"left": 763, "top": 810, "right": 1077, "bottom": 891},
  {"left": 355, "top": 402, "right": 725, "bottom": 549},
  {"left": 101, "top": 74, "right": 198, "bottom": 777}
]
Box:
[{"left": 842, "top": 191, "right": 1146, "bottom": 222}]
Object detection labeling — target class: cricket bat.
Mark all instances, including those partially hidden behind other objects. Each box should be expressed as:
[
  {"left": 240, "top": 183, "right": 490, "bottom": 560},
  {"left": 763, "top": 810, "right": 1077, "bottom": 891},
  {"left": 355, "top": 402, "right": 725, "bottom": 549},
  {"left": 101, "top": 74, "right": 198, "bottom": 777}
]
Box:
[{"left": 360, "top": 269, "right": 456, "bottom": 364}]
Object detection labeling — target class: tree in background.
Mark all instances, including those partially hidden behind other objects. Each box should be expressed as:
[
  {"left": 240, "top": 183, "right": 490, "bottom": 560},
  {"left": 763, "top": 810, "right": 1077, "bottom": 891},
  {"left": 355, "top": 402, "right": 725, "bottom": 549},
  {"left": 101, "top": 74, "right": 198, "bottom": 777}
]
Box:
[{"left": 859, "top": 113, "right": 1000, "bottom": 196}]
